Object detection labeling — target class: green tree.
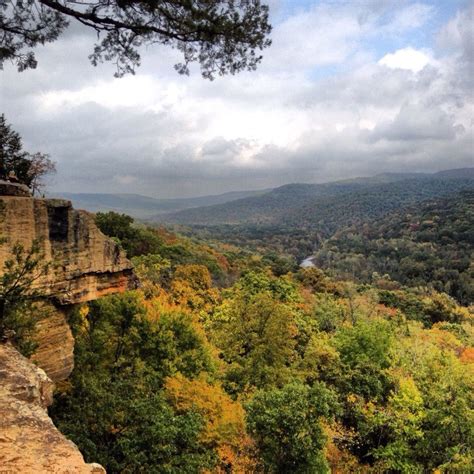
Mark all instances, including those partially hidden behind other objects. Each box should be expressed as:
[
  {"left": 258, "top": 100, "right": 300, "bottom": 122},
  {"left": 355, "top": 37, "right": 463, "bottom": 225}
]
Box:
[
  {"left": 0, "top": 113, "right": 30, "bottom": 182},
  {"left": 214, "top": 292, "right": 297, "bottom": 394},
  {"left": 332, "top": 319, "right": 395, "bottom": 465},
  {"left": 0, "top": 114, "right": 55, "bottom": 189},
  {"left": 2, "top": 1, "right": 272, "bottom": 78},
  {"left": 95, "top": 211, "right": 163, "bottom": 257},
  {"left": 410, "top": 348, "right": 474, "bottom": 471},
  {"left": 334, "top": 318, "right": 394, "bottom": 400},
  {"left": 371, "top": 377, "right": 425, "bottom": 472},
  {"left": 0, "top": 240, "right": 47, "bottom": 355},
  {"left": 51, "top": 292, "right": 217, "bottom": 472},
  {"left": 246, "top": 382, "right": 338, "bottom": 473}
]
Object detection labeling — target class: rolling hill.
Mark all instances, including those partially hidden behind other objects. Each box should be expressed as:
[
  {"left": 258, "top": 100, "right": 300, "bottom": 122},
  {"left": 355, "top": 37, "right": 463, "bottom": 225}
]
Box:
[
  {"left": 312, "top": 189, "right": 474, "bottom": 304},
  {"left": 48, "top": 189, "right": 269, "bottom": 219},
  {"left": 157, "top": 169, "right": 474, "bottom": 227},
  {"left": 156, "top": 169, "right": 474, "bottom": 260}
]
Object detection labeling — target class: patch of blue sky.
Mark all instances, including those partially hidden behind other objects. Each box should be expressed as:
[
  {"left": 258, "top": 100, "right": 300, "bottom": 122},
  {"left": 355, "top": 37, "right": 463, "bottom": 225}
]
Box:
[
  {"left": 274, "top": 0, "right": 466, "bottom": 46},
  {"left": 306, "top": 64, "right": 342, "bottom": 81},
  {"left": 276, "top": 0, "right": 468, "bottom": 81},
  {"left": 274, "top": 0, "right": 467, "bottom": 19}
]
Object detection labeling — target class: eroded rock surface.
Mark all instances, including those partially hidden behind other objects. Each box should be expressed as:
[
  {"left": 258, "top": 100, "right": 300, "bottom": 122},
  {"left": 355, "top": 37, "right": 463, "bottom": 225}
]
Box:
[
  {"left": 0, "top": 179, "right": 30, "bottom": 197},
  {"left": 29, "top": 302, "right": 76, "bottom": 382},
  {"left": 0, "top": 342, "right": 105, "bottom": 473},
  {"left": 0, "top": 195, "right": 136, "bottom": 382},
  {"left": 0, "top": 196, "right": 135, "bottom": 303}
]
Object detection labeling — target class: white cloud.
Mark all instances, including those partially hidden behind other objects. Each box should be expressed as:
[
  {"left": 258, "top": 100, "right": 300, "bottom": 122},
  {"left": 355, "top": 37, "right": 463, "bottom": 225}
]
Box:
[
  {"left": 359, "top": 119, "right": 376, "bottom": 130},
  {"left": 114, "top": 175, "right": 139, "bottom": 185},
  {"left": 437, "top": 3, "right": 474, "bottom": 57},
  {"left": 261, "top": 3, "right": 365, "bottom": 71},
  {"left": 384, "top": 3, "right": 434, "bottom": 33},
  {"left": 1, "top": 1, "right": 472, "bottom": 197},
  {"left": 38, "top": 76, "right": 185, "bottom": 112},
  {"left": 378, "top": 47, "right": 434, "bottom": 72}
]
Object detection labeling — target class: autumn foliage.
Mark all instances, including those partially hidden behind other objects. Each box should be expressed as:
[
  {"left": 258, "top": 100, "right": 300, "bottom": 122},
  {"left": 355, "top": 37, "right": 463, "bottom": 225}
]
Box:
[{"left": 49, "top": 212, "right": 474, "bottom": 473}]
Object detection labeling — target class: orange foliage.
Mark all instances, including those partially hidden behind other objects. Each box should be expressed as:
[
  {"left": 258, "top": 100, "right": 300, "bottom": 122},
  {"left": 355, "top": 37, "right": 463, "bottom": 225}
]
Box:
[
  {"left": 143, "top": 289, "right": 187, "bottom": 320},
  {"left": 423, "top": 326, "right": 464, "bottom": 354},
  {"left": 324, "top": 422, "right": 368, "bottom": 473},
  {"left": 154, "top": 226, "right": 179, "bottom": 244},
  {"left": 170, "top": 264, "right": 219, "bottom": 312},
  {"left": 165, "top": 374, "right": 254, "bottom": 471},
  {"left": 460, "top": 347, "right": 474, "bottom": 364}
]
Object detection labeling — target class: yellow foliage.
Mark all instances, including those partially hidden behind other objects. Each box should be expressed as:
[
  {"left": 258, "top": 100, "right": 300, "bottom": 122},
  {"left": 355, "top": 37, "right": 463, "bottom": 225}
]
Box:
[
  {"left": 299, "top": 332, "right": 340, "bottom": 381},
  {"left": 77, "top": 304, "right": 90, "bottom": 332},
  {"left": 346, "top": 393, "right": 358, "bottom": 404},
  {"left": 324, "top": 422, "right": 368, "bottom": 473},
  {"left": 387, "top": 376, "right": 425, "bottom": 438},
  {"left": 165, "top": 374, "right": 251, "bottom": 470},
  {"left": 79, "top": 305, "right": 89, "bottom": 318},
  {"left": 423, "top": 326, "right": 464, "bottom": 353},
  {"left": 170, "top": 264, "right": 219, "bottom": 313},
  {"left": 143, "top": 289, "right": 190, "bottom": 321}
]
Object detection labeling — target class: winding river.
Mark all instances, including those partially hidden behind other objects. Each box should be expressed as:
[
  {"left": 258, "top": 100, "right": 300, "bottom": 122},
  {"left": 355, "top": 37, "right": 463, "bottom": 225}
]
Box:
[{"left": 300, "top": 256, "right": 315, "bottom": 268}]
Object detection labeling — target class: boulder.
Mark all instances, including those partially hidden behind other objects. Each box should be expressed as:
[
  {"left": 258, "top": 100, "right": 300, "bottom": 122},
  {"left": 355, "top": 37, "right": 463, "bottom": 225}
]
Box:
[{"left": 0, "top": 342, "right": 106, "bottom": 473}]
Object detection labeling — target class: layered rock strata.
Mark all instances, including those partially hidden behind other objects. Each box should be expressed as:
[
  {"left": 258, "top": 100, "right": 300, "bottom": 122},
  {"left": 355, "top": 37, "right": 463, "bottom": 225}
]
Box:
[{"left": 0, "top": 193, "right": 136, "bottom": 381}]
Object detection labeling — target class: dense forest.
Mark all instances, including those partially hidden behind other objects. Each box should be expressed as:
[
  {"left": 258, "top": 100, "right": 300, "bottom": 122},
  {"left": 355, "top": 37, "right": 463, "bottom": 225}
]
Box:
[
  {"left": 164, "top": 173, "right": 474, "bottom": 262},
  {"left": 46, "top": 209, "right": 474, "bottom": 473},
  {"left": 313, "top": 191, "right": 474, "bottom": 305},
  {"left": 160, "top": 171, "right": 474, "bottom": 227},
  {"left": 2, "top": 0, "right": 473, "bottom": 470}
]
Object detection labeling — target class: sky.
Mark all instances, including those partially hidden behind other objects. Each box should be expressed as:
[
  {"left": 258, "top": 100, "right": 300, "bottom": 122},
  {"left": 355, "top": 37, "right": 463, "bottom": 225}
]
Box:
[{"left": 1, "top": 0, "right": 473, "bottom": 198}]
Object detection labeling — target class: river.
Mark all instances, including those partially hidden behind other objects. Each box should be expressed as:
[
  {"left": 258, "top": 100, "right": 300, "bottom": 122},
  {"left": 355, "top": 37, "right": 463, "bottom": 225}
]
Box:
[{"left": 300, "top": 256, "right": 315, "bottom": 268}]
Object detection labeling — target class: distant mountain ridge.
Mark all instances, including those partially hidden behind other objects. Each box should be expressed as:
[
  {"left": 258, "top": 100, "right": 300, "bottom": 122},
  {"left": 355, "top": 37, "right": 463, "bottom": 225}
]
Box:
[
  {"left": 49, "top": 168, "right": 473, "bottom": 222},
  {"left": 157, "top": 168, "right": 474, "bottom": 227},
  {"left": 48, "top": 189, "right": 269, "bottom": 218}
]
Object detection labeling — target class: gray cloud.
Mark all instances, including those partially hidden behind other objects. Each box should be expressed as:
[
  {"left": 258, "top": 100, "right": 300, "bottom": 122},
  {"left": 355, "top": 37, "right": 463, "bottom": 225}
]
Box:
[
  {"left": 0, "top": 1, "right": 473, "bottom": 198},
  {"left": 370, "top": 102, "right": 460, "bottom": 141}
]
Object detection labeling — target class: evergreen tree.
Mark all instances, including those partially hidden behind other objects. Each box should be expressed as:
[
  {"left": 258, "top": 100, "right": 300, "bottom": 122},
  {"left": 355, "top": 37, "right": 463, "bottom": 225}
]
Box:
[
  {"left": 1, "top": 1, "right": 272, "bottom": 78},
  {"left": 0, "top": 114, "right": 30, "bottom": 182},
  {"left": 0, "top": 114, "right": 55, "bottom": 191}
]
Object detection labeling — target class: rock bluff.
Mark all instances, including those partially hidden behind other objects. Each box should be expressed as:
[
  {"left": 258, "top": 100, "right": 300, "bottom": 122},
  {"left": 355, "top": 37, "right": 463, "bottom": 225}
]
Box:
[
  {"left": 0, "top": 193, "right": 136, "bottom": 382},
  {"left": 0, "top": 187, "right": 137, "bottom": 472}
]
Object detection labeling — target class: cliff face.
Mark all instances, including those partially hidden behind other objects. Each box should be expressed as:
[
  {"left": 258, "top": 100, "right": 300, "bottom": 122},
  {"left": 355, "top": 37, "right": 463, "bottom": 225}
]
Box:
[
  {"left": 0, "top": 196, "right": 134, "bottom": 304},
  {"left": 0, "top": 194, "right": 136, "bottom": 381},
  {"left": 0, "top": 189, "right": 137, "bottom": 473},
  {"left": 0, "top": 342, "right": 105, "bottom": 473}
]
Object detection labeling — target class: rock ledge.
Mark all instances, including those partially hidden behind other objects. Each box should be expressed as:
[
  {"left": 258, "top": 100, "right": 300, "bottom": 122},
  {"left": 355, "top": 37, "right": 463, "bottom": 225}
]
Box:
[
  {"left": 0, "top": 342, "right": 105, "bottom": 473},
  {"left": 0, "top": 195, "right": 137, "bottom": 382}
]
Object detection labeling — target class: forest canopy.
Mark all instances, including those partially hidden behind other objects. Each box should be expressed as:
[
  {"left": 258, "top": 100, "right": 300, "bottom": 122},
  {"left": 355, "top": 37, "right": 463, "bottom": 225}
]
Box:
[{"left": 48, "top": 211, "right": 474, "bottom": 473}]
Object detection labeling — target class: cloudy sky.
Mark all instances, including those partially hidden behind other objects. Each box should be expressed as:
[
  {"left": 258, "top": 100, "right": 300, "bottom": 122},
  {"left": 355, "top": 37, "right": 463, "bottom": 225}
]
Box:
[{"left": 1, "top": 0, "right": 473, "bottom": 198}]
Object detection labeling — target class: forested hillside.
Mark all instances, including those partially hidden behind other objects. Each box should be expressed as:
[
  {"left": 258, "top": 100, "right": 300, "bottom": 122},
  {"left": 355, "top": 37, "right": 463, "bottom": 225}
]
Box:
[
  {"left": 313, "top": 190, "right": 474, "bottom": 305},
  {"left": 44, "top": 210, "right": 474, "bottom": 473},
  {"left": 5, "top": 0, "right": 474, "bottom": 471},
  {"left": 159, "top": 171, "right": 474, "bottom": 228},
  {"left": 169, "top": 174, "right": 473, "bottom": 263}
]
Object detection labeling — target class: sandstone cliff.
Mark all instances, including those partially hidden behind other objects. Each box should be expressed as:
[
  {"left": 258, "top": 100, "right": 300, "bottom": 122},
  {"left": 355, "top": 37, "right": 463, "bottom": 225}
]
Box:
[
  {"left": 0, "top": 188, "right": 137, "bottom": 473},
  {"left": 0, "top": 342, "right": 105, "bottom": 473},
  {"left": 0, "top": 193, "right": 136, "bottom": 382},
  {"left": 0, "top": 196, "right": 134, "bottom": 304}
]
